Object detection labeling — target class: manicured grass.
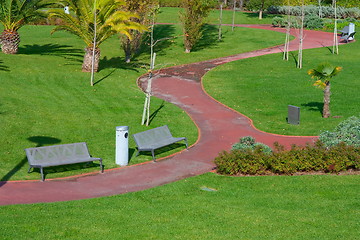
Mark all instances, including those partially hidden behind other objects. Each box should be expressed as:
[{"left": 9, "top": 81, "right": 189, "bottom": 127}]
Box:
[
  {"left": 1, "top": 173, "right": 359, "bottom": 239},
  {"left": 0, "top": 22, "right": 285, "bottom": 180},
  {"left": 203, "top": 40, "right": 360, "bottom": 136},
  {"left": 157, "top": 7, "right": 277, "bottom": 25}
]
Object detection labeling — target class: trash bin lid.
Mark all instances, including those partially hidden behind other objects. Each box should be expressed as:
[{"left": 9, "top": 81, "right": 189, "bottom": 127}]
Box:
[{"left": 116, "top": 126, "right": 129, "bottom": 131}]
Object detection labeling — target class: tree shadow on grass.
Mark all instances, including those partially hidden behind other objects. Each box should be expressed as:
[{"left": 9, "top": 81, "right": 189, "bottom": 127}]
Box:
[
  {"left": 0, "top": 136, "right": 61, "bottom": 187},
  {"left": 192, "top": 24, "right": 219, "bottom": 52},
  {"left": 18, "top": 44, "right": 83, "bottom": 59},
  {"left": 0, "top": 60, "right": 9, "bottom": 72},
  {"left": 148, "top": 100, "right": 166, "bottom": 126},
  {"left": 301, "top": 102, "right": 323, "bottom": 115},
  {"left": 242, "top": 12, "right": 277, "bottom": 20},
  {"left": 98, "top": 56, "right": 144, "bottom": 72},
  {"left": 137, "top": 24, "right": 177, "bottom": 59}
]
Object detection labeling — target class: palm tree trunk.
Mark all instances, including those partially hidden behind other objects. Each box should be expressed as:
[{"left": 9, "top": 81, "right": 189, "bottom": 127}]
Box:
[
  {"left": 82, "top": 47, "right": 100, "bottom": 72},
  {"left": 1, "top": 30, "right": 20, "bottom": 54},
  {"left": 323, "top": 82, "right": 331, "bottom": 118}
]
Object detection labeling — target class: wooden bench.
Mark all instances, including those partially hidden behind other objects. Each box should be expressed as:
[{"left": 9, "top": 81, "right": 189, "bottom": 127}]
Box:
[
  {"left": 25, "top": 142, "right": 103, "bottom": 181},
  {"left": 132, "top": 125, "right": 188, "bottom": 161}
]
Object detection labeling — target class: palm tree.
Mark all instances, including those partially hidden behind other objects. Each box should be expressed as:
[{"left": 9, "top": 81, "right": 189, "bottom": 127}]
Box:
[
  {"left": 0, "top": 0, "right": 48, "bottom": 54},
  {"left": 46, "top": 0, "right": 147, "bottom": 72},
  {"left": 308, "top": 63, "right": 342, "bottom": 118}
]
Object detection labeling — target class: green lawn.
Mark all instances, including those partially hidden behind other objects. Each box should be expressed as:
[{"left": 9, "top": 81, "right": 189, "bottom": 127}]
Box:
[
  {"left": 0, "top": 19, "right": 285, "bottom": 180},
  {"left": 203, "top": 40, "right": 360, "bottom": 136},
  {"left": 157, "top": 7, "right": 277, "bottom": 25},
  {"left": 1, "top": 173, "right": 359, "bottom": 239}
]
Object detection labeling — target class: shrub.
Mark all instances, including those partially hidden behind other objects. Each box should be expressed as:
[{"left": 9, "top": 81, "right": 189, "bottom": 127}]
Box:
[
  {"left": 319, "top": 115, "right": 360, "bottom": 148},
  {"left": 304, "top": 15, "right": 324, "bottom": 29},
  {"left": 267, "top": 5, "right": 360, "bottom": 20},
  {"left": 214, "top": 140, "right": 360, "bottom": 176},
  {"left": 272, "top": 16, "right": 286, "bottom": 27},
  {"left": 231, "top": 136, "right": 272, "bottom": 154}
]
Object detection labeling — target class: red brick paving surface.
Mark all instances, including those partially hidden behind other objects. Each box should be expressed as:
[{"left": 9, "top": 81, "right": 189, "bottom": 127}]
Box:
[{"left": 0, "top": 25, "right": 346, "bottom": 205}]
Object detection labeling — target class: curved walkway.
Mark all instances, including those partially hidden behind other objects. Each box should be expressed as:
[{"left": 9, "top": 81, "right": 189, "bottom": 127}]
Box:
[{"left": 0, "top": 25, "right": 342, "bottom": 205}]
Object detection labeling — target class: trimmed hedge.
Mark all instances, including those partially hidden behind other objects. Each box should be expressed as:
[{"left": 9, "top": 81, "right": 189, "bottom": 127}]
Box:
[{"left": 215, "top": 141, "right": 360, "bottom": 176}]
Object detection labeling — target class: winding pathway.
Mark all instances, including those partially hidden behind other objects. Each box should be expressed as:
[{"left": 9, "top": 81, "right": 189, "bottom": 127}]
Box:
[{"left": 0, "top": 25, "right": 343, "bottom": 205}]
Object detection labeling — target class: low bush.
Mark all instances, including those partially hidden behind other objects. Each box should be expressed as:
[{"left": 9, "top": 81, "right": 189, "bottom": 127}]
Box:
[
  {"left": 232, "top": 136, "right": 272, "bottom": 154},
  {"left": 268, "top": 5, "right": 360, "bottom": 20},
  {"left": 272, "top": 16, "right": 286, "bottom": 27},
  {"left": 215, "top": 141, "right": 360, "bottom": 176},
  {"left": 304, "top": 15, "right": 324, "bottom": 29},
  {"left": 319, "top": 115, "right": 360, "bottom": 148}
]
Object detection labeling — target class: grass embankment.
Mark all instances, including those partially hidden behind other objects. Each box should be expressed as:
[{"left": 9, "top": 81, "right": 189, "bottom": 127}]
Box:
[
  {"left": 203, "top": 40, "right": 360, "bottom": 136},
  {"left": 1, "top": 173, "right": 359, "bottom": 239},
  {"left": 0, "top": 13, "right": 285, "bottom": 180}
]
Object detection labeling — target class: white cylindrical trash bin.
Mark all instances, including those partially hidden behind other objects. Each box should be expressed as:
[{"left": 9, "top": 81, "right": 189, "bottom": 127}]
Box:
[{"left": 116, "top": 126, "right": 129, "bottom": 166}]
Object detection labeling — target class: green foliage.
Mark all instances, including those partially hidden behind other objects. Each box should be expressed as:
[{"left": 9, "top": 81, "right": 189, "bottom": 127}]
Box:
[
  {"left": 271, "top": 16, "right": 299, "bottom": 28},
  {"left": 304, "top": 14, "right": 324, "bottom": 29},
  {"left": 231, "top": 136, "right": 272, "bottom": 154},
  {"left": 323, "top": 19, "right": 360, "bottom": 31},
  {"left": 159, "top": 0, "right": 182, "bottom": 7},
  {"left": 46, "top": 0, "right": 145, "bottom": 48},
  {"left": 0, "top": 0, "right": 49, "bottom": 31},
  {"left": 179, "top": 0, "right": 216, "bottom": 52},
  {"left": 307, "top": 62, "right": 342, "bottom": 89},
  {"left": 268, "top": 5, "right": 360, "bottom": 19},
  {"left": 245, "top": 0, "right": 283, "bottom": 12},
  {"left": 215, "top": 141, "right": 360, "bottom": 175},
  {"left": 272, "top": 16, "right": 286, "bottom": 27},
  {"left": 320, "top": 116, "right": 360, "bottom": 147}
]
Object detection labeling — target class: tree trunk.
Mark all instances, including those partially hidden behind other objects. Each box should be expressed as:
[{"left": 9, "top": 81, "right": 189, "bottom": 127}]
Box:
[
  {"left": 258, "top": 0, "right": 265, "bottom": 20},
  {"left": 82, "top": 47, "right": 100, "bottom": 72},
  {"left": 323, "top": 83, "right": 331, "bottom": 118},
  {"left": 0, "top": 30, "right": 20, "bottom": 54}
]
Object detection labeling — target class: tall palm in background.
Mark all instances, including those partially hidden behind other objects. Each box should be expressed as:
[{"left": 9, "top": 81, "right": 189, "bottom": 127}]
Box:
[
  {"left": 46, "top": 0, "right": 146, "bottom": 72},
  {"left": 308, "top": 63, "right": 342, "bottom": 118},
  {"left": 0, "top": 0, "right": 48, "bottom": 54}
]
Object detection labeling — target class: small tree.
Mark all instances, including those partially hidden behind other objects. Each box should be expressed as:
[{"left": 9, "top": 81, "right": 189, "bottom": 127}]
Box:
[
  {"left": 308, "top": 63, "right": 342, "bottom": 118},
  {"left": 0, "top": 0, "right": 49, "bottom": 54},
  {"left": 120, "top": 0, "right": 158, "bottom": 63},
  {"left": 179, "top": 0, "right": 215, "bottom": 53},
  {"left": 46, "top": 0, "right": 146, "bottom": 73}
]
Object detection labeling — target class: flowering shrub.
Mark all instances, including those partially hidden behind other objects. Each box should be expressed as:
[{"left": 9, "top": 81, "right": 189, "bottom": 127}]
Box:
[{"left": 215, "top": 141, "right": 360, "bottom": 175}]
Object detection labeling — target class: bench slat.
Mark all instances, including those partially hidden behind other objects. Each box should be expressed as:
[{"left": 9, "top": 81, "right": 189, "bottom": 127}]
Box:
[
  {"left": 25, "top": 142, "right": 103, "bottom": 181},
  {"left": 133, "top": 125, "right": 188, "bottom": 161}
]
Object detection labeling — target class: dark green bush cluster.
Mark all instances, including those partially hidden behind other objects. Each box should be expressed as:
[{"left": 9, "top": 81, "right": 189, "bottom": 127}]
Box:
[
  {"left": 215, "top": 141, "right": 360, "bottom": 176},
  {"left": 319, "top": 115, "right": 360, "bottom": 148}
]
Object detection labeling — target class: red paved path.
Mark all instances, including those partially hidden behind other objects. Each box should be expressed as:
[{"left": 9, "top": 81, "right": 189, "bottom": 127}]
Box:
[{"left": 0, "top": 25, "right": 344, "bottom": 205}]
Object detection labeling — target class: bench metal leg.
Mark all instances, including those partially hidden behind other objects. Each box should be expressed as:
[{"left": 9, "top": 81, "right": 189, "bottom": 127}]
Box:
[
  {"left": 40, "top": 167, "right": 45, "bottom": 182},
  {"left": 184, "top": 138, "right": 188, "bottom": 149},
  {"left": 151, "top": 150, "right": 156, "bottom": 162},
  {"left": 27, "top": 166, "right": 32, "bottom": 173},
  {"left": 99, "top": 160, "right": 104, "bottom": 173}
]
